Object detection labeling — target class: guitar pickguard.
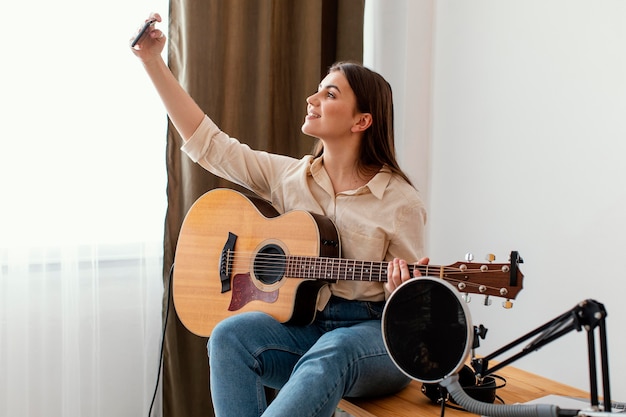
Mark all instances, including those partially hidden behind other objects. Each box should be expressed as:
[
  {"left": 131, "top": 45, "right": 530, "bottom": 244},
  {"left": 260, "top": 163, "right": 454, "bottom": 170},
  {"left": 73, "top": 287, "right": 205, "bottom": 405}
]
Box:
[{"left": 228, "top": 273, "right": 279, "bottom": 311}]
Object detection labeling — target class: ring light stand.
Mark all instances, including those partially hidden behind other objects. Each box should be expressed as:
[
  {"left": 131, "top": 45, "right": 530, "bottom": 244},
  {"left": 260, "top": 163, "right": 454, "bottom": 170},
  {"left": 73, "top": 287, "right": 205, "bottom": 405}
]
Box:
[{"left": 382, "top": 278, "right": 618, "bottom": 417}]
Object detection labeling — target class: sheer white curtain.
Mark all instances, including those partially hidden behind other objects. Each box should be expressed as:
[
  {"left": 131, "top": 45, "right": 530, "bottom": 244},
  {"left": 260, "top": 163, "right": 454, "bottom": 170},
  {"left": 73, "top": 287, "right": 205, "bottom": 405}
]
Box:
[{"left": 0, "top": 1, "right": 168, "bottom": 416}]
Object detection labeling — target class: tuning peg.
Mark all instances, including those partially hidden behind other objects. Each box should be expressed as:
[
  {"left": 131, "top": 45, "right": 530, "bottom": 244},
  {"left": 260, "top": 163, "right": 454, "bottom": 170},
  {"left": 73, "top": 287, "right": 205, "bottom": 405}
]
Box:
[
  {"left": 485, "top": 253, "right": 496, "bottom": 262},
  {"left": 465, "top": 253, "right": 474, "bottom": 262},
  {"left": 502, "top": 300, "right": 513, "bottom": 309}
]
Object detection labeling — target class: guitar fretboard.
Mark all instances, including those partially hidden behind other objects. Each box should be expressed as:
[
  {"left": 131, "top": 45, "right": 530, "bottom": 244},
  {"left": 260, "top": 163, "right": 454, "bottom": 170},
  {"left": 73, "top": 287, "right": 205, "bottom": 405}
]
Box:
[{"left": 285, "top": 256, "right": 440, "bottom": 282}]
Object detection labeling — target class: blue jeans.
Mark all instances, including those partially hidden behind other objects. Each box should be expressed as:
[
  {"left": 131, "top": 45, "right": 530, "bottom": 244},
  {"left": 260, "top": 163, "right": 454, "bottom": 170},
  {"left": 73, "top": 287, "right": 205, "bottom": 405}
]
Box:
[{"left": 207, "top": 295, "right": 411, "bottom": 417}]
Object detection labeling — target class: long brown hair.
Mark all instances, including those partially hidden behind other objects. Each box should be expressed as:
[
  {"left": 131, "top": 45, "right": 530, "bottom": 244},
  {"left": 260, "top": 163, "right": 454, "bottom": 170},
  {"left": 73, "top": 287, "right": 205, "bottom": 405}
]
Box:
[{"left": 312, "top": 62, "right": 413, "bottom": 186}]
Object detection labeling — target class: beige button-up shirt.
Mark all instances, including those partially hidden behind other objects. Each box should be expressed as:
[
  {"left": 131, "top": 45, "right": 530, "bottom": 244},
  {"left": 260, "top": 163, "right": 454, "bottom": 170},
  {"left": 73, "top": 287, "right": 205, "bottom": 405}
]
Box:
[{"left": 182, "top": 115, "right": 427, "bottom": 310}]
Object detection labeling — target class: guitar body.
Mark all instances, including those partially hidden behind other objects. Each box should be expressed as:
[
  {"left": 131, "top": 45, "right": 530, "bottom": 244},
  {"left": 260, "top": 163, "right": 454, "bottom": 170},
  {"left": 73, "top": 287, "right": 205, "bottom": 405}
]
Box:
[{"left": 173, "top": 188, "right": 341, "bottom": 337}]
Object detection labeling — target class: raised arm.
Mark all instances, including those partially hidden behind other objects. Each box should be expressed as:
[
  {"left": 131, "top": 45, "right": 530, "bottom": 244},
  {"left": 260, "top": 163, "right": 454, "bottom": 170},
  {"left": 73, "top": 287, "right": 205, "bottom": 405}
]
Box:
[{"left": 130, "top": 13, "right": 204, "bottom": 140}]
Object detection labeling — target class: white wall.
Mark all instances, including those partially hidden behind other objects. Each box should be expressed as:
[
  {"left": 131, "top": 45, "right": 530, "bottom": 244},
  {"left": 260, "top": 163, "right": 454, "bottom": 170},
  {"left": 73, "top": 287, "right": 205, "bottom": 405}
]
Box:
[
  {"left": 366, "top": 0, "right": 626, "bottom": 398},
  {"left": 364, "top": 0, "right": 434, "bottom": 199}
]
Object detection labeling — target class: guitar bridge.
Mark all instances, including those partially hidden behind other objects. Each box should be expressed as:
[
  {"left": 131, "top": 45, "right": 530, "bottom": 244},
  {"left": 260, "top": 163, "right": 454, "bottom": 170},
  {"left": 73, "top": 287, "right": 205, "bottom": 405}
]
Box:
[{"left": 219, "top": 232, "right": 237, "bottom": 293}]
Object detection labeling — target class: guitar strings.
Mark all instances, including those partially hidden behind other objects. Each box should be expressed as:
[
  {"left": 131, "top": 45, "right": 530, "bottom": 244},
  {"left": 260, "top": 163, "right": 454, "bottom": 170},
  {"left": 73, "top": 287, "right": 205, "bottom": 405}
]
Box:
[
  {"left": 225, "top": 251, "right": 507, "bottom": 274},
  {"left": 223, "top": 251, "right": 513, "bottom": 294}
]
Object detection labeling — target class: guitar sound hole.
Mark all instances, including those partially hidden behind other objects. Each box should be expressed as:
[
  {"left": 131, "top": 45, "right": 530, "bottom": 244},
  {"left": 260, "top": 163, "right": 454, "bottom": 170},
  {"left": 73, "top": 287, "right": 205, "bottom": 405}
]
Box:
[{"left": 254, "top": 244, "right": 286, "bottom": 285}]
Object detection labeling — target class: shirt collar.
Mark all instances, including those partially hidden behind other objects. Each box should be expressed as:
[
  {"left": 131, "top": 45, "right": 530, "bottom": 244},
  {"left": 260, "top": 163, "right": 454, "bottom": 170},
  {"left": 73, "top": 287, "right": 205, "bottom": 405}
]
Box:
[
  {"left": 368, "top": 165, "right": 392, "bottom": 199},
  {"left": 309, "top": 158, "right": 392, "bottom": 199}
]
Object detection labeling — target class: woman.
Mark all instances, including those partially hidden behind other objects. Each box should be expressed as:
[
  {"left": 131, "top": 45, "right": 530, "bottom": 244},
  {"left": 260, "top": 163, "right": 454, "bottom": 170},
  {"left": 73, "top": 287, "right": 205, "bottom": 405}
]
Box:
[{"left": 132, "top": 13, "right": 428, "bottom": 417}]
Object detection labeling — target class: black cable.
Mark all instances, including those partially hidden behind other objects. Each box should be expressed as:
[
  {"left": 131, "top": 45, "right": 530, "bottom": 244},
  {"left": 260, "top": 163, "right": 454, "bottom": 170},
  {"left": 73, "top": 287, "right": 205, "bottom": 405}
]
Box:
[
  {"left": 439, "top": 394, "right": 446, "bottom": 417},
  {"left": 148, "top": 262, "right": 174, "bottom": 417}
]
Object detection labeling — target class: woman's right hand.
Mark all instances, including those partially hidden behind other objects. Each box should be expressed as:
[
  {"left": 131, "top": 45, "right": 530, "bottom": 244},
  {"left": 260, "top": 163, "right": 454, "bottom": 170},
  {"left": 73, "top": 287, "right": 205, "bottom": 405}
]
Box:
[
  {"left": 128, "top": 11, "right": 204, "bottom": 141},
  {"left": 130, "top": 13, "right": 166, "bottom": 63}
]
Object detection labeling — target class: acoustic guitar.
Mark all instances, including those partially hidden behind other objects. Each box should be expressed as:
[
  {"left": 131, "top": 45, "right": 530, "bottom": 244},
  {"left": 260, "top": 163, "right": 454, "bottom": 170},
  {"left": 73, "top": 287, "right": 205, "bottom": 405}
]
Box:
[{"left": 173, "top": 188, "right": 524, "bottom": 337}]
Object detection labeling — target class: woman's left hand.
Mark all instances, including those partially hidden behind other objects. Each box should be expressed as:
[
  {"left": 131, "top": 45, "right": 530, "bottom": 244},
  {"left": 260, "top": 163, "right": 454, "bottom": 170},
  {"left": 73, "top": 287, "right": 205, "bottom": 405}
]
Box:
[{"left": 385, "top": 256, "right": 430, "bottom": 294}]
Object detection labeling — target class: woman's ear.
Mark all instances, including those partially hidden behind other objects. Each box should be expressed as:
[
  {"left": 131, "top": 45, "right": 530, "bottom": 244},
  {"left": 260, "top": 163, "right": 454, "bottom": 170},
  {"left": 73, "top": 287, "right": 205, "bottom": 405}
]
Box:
[{"left": 351, "top": 113, "right": 373, "bottom": 133}]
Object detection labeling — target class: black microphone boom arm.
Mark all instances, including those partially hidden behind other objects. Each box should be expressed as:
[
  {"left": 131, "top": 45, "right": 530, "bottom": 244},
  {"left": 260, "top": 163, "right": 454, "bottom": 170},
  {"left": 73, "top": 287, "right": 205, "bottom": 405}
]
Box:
[{"left": 470, "top": 299, "right": 612, "bottom": 413}]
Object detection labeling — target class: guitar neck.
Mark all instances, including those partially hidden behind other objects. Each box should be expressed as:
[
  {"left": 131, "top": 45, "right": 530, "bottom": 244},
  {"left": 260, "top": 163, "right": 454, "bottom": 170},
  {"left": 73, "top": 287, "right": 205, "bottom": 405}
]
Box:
[
  {"left": 286, "top": 256, "right": 437, "bottom": 283},
  {"left": 283, "top": 255, "right": 523, "bottom": 301},
  {"left": 245, "top": 251, "right": 522, "bottom": 299}
]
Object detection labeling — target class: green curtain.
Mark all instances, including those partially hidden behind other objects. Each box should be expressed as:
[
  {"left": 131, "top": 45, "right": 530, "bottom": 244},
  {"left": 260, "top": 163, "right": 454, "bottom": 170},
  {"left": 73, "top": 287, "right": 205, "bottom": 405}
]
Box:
[{"left": 161, "top": 1, "right": 364, "bottom": 415}]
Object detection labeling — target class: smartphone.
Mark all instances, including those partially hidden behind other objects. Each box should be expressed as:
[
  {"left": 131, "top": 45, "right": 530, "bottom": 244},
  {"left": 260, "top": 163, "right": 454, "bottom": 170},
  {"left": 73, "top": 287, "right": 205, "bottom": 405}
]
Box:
[{"left": 130, "top": 19, "right": 157, "bottom": 47}]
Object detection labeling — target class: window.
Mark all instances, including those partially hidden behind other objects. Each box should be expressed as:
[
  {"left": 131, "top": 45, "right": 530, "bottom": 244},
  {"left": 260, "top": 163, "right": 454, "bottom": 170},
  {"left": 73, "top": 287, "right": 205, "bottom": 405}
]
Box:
[{"left": 0, "top": 2, "right": 168, "bottom": 416}]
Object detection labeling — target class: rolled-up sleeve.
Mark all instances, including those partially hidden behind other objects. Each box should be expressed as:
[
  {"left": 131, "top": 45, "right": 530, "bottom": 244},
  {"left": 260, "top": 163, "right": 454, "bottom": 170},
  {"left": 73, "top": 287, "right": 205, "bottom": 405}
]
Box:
[{"left": 180, "top": 115, "right": 222, "bottom": 163}]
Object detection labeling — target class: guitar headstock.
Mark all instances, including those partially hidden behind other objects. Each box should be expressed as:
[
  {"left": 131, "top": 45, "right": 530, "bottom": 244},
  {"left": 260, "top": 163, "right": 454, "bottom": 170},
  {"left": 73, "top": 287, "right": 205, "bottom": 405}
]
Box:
[{"left": 432, "top": 251, "right": 524, "bottom": 308}]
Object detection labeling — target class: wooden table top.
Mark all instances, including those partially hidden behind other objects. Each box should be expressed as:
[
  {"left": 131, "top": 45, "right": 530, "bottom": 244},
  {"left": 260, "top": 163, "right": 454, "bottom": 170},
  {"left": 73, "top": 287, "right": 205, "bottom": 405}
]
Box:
[{"left": 338, "top": 365, "right": 590, "bottom": 417}]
